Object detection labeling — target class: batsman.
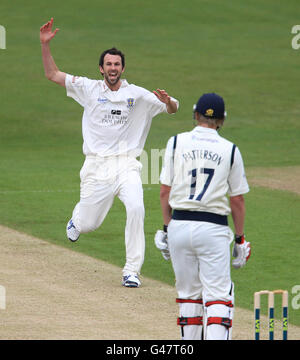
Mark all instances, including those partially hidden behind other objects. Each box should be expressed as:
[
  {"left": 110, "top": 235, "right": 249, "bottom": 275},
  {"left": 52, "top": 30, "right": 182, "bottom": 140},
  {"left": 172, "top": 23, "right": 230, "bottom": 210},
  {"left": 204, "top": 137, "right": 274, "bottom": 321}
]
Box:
[{"left": 155, "top": 93, "right": 251, "bottom": 340}]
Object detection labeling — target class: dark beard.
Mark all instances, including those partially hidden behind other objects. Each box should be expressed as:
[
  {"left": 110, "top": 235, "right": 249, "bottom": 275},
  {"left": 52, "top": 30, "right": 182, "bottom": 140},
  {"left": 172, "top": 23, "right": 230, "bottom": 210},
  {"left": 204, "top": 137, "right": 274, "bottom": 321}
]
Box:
[{"left": 104, "top": 73, "right": 121, "bottom": 86}]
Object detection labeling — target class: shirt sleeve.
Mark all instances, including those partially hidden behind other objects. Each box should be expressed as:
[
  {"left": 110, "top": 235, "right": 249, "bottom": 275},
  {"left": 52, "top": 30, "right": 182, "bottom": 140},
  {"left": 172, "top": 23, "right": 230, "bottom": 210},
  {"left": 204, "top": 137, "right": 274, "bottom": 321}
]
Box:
[
  {"left": 227, "top": 146, "right": 250, "bottom": 196},
  {"left": 65, "top": 74, "right": 90, "bottom": 107},
  {"left": 160, "top": 136, "right": 176, "bottom": 186},
  {"left": 143, "top": 91, "right": 179, "bottom": 118}
]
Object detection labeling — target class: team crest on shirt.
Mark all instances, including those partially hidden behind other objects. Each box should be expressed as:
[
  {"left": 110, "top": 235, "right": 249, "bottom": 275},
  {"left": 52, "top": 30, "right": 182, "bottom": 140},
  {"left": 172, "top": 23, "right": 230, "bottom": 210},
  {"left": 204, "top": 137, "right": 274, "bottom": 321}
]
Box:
[{"left": 127, "top": 98, "right": 135, "bottom": 108}]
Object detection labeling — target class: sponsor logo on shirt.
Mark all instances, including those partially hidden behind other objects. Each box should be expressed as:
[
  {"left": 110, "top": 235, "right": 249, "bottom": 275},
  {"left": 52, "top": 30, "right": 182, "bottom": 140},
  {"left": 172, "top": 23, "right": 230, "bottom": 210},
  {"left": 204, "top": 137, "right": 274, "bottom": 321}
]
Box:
[
  {"left": 111, "top": 110, "right": 122, "bottom": 115},
  {"left": 97, "top": 98, "right": 108, "bottom": 103}
]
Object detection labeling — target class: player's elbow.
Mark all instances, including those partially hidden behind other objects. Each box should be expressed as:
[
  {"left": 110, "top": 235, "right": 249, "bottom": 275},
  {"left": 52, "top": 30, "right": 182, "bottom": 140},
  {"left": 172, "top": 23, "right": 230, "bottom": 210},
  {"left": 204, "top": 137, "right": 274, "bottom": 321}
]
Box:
[
  {"left": 230, "top": 194, "right": 245, "bottom": 206},
  {"left": 45, "top": 70, "right": 66, "bottom": 87},
  {"left": 230, "top": 195, "right": 245, "bottom": 214},
  {"left": 45, "top": 69, "right": 55, "bottom": 81},
  {"left": 160, "top": 184, "right": 171, "bottom": 200}
]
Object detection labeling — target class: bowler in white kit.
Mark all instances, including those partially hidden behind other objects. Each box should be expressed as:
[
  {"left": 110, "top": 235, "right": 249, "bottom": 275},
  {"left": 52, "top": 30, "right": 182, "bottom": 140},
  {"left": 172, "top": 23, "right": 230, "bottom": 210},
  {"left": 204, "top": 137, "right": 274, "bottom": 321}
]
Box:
[
  {"left": 155, "top": 93, "right": 251, "bottom": 340},
  {"left": 40, "top": 18, "right": 179, "bottom": 288}
]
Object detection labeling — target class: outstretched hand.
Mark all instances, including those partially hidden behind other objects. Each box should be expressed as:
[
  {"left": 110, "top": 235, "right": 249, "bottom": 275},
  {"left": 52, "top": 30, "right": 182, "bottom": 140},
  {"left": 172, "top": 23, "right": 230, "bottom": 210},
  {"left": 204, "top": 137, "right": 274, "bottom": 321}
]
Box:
[
  {"left": 153, "top": 89, "right": 171, "bottom": 105},
  {"left": 40, "top": 18, "right": 59, "bottom": 44}
]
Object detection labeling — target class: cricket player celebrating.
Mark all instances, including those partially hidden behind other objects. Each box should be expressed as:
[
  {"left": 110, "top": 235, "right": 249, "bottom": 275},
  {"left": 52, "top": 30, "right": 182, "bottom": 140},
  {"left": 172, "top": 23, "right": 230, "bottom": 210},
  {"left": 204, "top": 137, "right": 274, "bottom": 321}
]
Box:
[
  {"left": 155, "top": 93, "right": 250, "bottom": 340},
  {"left": 40, "top": 18, "right": 179, "bottom": 288}
]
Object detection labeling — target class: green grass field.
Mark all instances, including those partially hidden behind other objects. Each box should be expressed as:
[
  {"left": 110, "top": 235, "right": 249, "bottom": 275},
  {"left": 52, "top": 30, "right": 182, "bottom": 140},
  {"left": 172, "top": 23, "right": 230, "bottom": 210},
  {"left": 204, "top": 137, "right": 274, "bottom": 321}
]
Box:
[{"left": 1, "top": 0, "right": 300, "bottom": 330}]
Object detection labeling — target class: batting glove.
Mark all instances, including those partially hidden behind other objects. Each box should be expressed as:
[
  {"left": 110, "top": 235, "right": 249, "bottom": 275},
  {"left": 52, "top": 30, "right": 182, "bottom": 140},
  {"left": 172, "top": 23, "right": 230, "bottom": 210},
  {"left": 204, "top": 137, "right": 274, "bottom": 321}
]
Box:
[
  {"left": 154, "top": 226, "right": 170, "bottom": 261},
  {"left": 232, "top": 235, "right": 251, "bottom": 269}
]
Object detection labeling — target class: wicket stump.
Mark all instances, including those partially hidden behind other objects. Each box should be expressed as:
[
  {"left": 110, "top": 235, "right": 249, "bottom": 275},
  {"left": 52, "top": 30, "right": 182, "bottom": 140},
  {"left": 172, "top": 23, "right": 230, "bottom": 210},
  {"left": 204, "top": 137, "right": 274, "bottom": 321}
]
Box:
[{"left": 254, "top": 289, "right": 288, "bottom": 340}]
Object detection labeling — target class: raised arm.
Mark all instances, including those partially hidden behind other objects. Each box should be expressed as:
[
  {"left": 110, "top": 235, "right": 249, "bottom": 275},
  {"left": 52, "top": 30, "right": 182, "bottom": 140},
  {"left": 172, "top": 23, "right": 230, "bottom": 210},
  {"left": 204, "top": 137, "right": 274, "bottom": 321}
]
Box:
[
  {"left": 153, "top": 89, "right": 178, "bottom": 114},
  {"left": 40, "top": 18, "right": 66, "bottom": 87}
]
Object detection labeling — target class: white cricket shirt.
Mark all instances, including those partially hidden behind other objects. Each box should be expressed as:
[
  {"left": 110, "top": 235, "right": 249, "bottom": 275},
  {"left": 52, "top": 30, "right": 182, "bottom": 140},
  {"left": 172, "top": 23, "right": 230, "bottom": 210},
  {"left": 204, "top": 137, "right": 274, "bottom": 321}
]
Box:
[
  {"left": 65, "top": 74, "right": 179, "bottom": 157},
  {"left": 160, "top": 126, "right": 249, "bottom": 216}
]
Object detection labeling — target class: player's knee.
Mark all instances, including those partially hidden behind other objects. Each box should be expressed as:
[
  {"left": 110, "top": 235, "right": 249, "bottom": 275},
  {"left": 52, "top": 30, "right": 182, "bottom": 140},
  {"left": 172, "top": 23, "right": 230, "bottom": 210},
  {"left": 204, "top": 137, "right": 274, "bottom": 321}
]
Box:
[{"left": 126, "top": 202, "right": 145, "bottom": 219}]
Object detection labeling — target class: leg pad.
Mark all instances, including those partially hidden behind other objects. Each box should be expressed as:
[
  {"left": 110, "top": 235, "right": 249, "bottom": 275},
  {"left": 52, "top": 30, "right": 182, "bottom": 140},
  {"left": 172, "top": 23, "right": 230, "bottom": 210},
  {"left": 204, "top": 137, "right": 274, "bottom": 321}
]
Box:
[
  {"left": 176, "top": 298, "right": 203, "bottom": 304},
  {"left": 205, "top": 300, "right": 234, "bottom": 329},
  {"left": 205, "top": 300, "right": 233, "bottom": 307},
  {"left": 207, "top": 317, "right": 232, "bottom": 328},
  {"left": 177, "top": 316, "right": 203, "bottom": 326},
  {"left": 176, "top": 298, "right": 204, "bottom": 340}
]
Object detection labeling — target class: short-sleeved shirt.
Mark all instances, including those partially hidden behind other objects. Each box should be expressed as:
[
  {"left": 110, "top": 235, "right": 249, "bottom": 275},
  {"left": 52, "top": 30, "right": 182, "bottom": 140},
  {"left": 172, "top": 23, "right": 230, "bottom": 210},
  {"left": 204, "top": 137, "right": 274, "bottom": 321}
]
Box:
[
  {"left": 160, "top": 126, "right": 249, "bottom": 216},
  {"left": 65, "top": 74, "right": 179, "bottom": 157}
]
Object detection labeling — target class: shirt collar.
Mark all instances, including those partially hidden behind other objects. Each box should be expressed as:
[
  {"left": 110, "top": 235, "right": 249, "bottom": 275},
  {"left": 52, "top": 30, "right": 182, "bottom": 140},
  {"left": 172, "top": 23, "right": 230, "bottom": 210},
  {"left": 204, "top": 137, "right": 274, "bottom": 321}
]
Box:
[
  {"left": 100, "top": 79, "right": 129, "bottom": 92},
  {"left": 192, "top": 126, "right": 218, "bottom": 135}
]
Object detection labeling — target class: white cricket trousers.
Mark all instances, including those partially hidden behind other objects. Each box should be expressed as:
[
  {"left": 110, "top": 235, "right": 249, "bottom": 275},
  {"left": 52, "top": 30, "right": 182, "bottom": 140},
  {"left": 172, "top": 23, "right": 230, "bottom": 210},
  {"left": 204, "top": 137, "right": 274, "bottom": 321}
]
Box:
[
  {"left": 71, "top": 154, "right": 145, "bottom": 276},
  {"left": 168, "top": 219, "right": 234, "bottom": 340}
]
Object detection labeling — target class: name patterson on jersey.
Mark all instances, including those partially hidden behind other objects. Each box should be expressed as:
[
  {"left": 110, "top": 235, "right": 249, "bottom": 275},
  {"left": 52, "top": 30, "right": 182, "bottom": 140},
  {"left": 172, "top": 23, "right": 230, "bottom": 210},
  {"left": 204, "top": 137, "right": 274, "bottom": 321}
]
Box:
[{"left": 181, "top": 149, "right": 223, "bottom": 165}]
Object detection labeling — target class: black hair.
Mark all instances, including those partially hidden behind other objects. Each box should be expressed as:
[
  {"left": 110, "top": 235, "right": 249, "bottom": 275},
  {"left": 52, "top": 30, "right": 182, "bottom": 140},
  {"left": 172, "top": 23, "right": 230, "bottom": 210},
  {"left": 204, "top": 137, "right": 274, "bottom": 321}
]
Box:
[{"left": 99, "top": 47, "right": 125, "bottom": 68}]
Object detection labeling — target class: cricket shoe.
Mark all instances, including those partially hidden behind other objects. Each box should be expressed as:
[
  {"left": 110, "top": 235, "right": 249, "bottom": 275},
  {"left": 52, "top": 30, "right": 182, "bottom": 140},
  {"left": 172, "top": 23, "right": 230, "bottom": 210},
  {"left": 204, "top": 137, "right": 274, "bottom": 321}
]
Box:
[
  {"left": 66, "top": 219, "right": 80, "bottom": 242},
  {"left": 122, "top": 274, "right": 141, "bottom": 288}
]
